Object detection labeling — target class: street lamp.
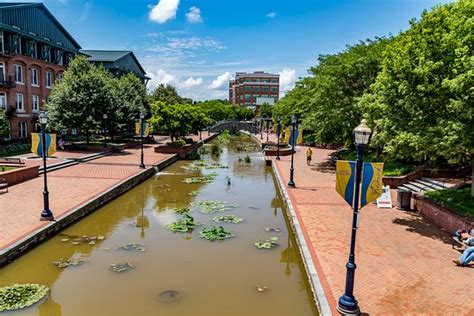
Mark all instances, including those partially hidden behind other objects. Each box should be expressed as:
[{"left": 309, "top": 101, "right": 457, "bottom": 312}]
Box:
[
  {"left": 265, "top": 117, "right": 270, "bottom": 143},
  {"left": 260, "top": 119, "right": 263, "bottom": 140},
  {"left": 276, "top": 115, "right": 281, "bottom": 160},
  {"left": 337, "top": 119, "right": 372, "bottom": 316},
  {"left": 287, "top": 114, "right": 297, "bottom": 188},
  {"left": 39, "top": 112, "right": 54, "bottom": 221},
  {"left": 139, "top": 112, "right": 145, "bottom": 169},
  {"left": 102, "top": 113, "right": 108, "bottom": 148}
]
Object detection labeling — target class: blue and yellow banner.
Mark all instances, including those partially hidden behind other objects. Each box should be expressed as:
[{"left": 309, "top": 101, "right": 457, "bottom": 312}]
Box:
[
  {"left": 283, "top": 127, "right": 303, "bottom": 146},
  {"left": 31, "top": 133, "right": 56, "bottom": 158},
  {"left": 135, "top": 122, "right": 150, "bottom": 137},
  {"left": 336, "top": 160, "right": 384, "bottom": 209}
]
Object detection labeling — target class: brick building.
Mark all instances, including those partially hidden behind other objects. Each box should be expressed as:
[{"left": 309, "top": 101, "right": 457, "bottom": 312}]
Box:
[
  {"left": 229, "top": 71, "right": 280, "bottom": 109},
  {"left": 0, "top": 3, "right": 81, "bottom": 140}
]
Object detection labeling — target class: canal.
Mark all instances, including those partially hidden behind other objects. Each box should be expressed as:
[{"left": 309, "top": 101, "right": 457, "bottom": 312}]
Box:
[{"left": 0, "top": 135, "right": 318, "bottom": 316}]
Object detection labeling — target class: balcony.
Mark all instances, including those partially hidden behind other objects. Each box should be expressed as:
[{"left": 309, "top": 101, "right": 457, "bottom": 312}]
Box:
[
  {"left": 0, "top": 44, "right": 16, "bottom": 57},
  {"left": 0, "top": 76, "right": 17, "bottom": 88}
]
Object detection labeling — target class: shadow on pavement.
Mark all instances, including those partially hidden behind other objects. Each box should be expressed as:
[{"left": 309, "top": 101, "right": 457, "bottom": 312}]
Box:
[{"left": 391, "top": 212, "right": 453, "bottom": 245}]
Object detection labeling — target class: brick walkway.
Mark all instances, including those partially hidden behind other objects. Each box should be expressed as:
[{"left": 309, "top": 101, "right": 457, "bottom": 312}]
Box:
[
  {"left": 273, "top": 145, "right": 474, "bottom": 316},
  {"left": 0, "top": 134, "right": 211, "bottom": 253}
]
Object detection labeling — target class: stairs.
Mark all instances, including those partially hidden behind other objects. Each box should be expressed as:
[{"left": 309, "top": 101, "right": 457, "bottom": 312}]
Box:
[{"left": 398, "top": 177, "right": 455, "bottom": 193}]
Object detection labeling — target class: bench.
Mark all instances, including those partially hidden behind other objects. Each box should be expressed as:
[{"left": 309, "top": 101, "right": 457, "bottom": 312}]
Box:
[
  {"left": 0, "top": 157, "right": 24, "bottom": 165},
  {"left": 0, "top": 178, "right": 8, "bottom": 192}
]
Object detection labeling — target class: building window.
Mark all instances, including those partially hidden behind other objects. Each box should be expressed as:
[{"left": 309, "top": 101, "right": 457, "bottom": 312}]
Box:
[
  {"left": 254, "top": 87, "right": 260, "bottom": 92},
  {"left": 245, "top": 86, "right": 251, "bottom": 91},
  {"left": 32, "top": 95, "right": 40, "bottom": 112},
  {"left": 31, "top": 68, "right": 39, "bottom": 86},
  {"left": 18, "top": 121, "right": 28, "bottom": 138},
  {"left": 45, "top": 71, "right": 53, "bottom": 88},
  {"left": 0, "top": 32, "right": 3, "bottom": 53},
  {"left": 56, "top": 73, "right": 64, "bottom": 81},
  {"left": 15, "top": 93, "right": 24, "bottom": 111},
  {"left": 0, "top": 92, "right": 6, "bottom": 110},
  {"left": 14, "top": 64, "right": 23, "bottom": 84},
  {"left": 271, "top": 87, "right": 278, "bottom": 92},
  {"left": 71, "top": 128, "right": 78, "bottom": 135},
  {"left": 0, "top": 62, "right": 5, "bottom": 81}
]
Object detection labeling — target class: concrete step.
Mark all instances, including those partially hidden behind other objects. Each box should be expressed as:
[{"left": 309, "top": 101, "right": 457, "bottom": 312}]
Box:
[
  {"left": 413, "top": 179, "right": 445, "bottom": 190},
  {"left": 399, "top": 183, "right": 424, "bottom": 193}
]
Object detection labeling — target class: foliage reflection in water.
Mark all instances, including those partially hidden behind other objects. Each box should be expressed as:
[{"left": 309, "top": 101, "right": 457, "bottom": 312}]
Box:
[{"left": 0, "top": 136, "right": 318, "bottom": 316}]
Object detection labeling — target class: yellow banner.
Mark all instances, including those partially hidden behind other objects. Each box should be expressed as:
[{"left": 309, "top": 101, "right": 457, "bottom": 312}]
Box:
[
  {"left": 361, "top": 162, "right": 384, "bottom": 207},
  {"left": 336, "top": 160, "right": 356, "bottom": 207},
  {"left": 283, "top": 127, "right": 303, "bottom": 145},
  {"left": 31, "top": 133, "right": 56, "bottom": 158},
  {"left": 135, "top": 122, "right": 150, "bottom": 137}
]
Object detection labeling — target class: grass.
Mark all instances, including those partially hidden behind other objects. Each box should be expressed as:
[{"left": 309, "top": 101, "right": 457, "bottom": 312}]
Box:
[
  {"left": 425, "top": 188, "right": 474, "bottom": 218},
  {"left": 337, "top": 149, "right": 413, "bottom": 176},
  {"left": 0, "top": 166, "right": 19, "bottom": 172}
]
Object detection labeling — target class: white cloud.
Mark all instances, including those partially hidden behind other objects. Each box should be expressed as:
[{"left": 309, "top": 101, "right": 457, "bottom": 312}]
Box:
[
  {"left": 267, "top": 12, "right": 277, "bottom": 18},
  {"left": 147, "top": 69, "right": 176, "bottom": 89},
  {"left": 279, "top": 68, "right": 296, "bottom": 97},
  {"left": 181, "top": 77, "right": 203, "bottom": 88},
  {"left": 149, "top": 0, "right": 180, "bottom": 23},
  {"left": 186, "top": 6, "right": 202, "bottom": 23},
  {"left": 209, "top": 72, "right": 233, "bottom": 90}
]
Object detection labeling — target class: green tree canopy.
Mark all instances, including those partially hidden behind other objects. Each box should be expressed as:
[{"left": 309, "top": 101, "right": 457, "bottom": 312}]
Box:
[
  {"left": 0, "top": 110, "right": 9, "bottom": 139},
  {"left": 360, "top": 0, "right": 473, "bottom": 163},
  {"left": 149, "top": 84, "right": 192, "bottom": 105},
  {"left": 258, "top": 103, "right": 273, "bottom": 118}
]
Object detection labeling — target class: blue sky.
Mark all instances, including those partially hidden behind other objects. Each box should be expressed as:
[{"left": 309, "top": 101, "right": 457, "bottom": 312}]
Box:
[{"left": 19, "top": 0, "right": 449, "bottom": 100}]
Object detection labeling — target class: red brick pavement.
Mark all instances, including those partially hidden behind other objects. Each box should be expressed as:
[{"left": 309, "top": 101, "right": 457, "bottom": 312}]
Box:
[
  {"left": 273, "top": 145, "right": 474, "bottom": 316},
  {"left": 0, "top": 134, "right": 213, "bottom": 253}
]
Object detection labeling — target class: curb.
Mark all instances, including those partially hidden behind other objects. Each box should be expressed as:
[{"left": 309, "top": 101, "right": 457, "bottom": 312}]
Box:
[{"left": 271, "top": 160, "right": 333, "bottom": 316}]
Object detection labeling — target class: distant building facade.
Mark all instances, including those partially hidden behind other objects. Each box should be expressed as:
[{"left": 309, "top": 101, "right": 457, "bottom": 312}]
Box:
[
  {"left": 229, "top": 71, "right": 279, "bottom": 109},
  {"left": 80, "top": 50, "right": 149, "bottom": 85},
  {"left": 0, "top": 2, "right": 81, "bottom": 140}
]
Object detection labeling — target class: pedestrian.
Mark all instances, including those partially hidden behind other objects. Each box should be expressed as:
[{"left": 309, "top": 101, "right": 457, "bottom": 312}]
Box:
[
  {"left": 453, "top": 246, "right": 474, "bottom": 267},
  {"left": 306, "top": 147, "right": 313, "bottom": 166}
]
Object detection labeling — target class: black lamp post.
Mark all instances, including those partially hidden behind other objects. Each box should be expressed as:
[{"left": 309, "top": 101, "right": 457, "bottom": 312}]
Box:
[
  {"left": 139, "top": 112, "right": 145, "bottom": 169},
  {"left": 265, "top": 117, "right": 270, "bottom": 143},
  {"left": 337, "top": 119, "right": 372, "bottom": 316},
  {"left": 102, "top": 113, "right": 108, "bottom": 148},
  {"left": 287, "top": 114, "right": 297, "bottom": 188},
  {"left": 260, "top": 119, "right": 263, "bottom": 140},
  {"left": 199, "top": 130, "right": 202, "bottom": 141},
  {"left": 276, "top": 115, "right": 281, "bottom": 160},
  {"left": 39, "top": 112, "right": 54, "bottom": 221}
]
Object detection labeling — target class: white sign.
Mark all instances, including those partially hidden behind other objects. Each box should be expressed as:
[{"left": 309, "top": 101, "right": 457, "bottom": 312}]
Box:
[
  {"left": 256, "top": 97, "right": 275, "bottom": 105},
  {"left": 376, "top": 185, "right": 393, "bottom": 208}
]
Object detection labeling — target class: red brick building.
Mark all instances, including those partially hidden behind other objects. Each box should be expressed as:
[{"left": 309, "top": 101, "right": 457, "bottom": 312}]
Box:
[
  {"left": 229, "top": 71, "right": 280, "bottom": 110},
  {"left": 0, "top": 3, "right": 81, "bottom": 140}
]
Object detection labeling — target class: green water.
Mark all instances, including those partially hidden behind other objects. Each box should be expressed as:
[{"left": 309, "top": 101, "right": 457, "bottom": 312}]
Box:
[{"left": 0, "top": 136, "right": 318, "bottom": 316}]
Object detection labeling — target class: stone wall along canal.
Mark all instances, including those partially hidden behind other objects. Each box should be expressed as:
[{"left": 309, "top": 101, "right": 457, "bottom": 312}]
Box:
[{"left": 0, "top": 135, "right": 318, "bottom": 316}]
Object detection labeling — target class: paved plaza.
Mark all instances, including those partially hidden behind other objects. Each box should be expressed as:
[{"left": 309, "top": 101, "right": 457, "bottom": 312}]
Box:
[{"left": 273, "top": 146, "right": 474, "bottom": 316}]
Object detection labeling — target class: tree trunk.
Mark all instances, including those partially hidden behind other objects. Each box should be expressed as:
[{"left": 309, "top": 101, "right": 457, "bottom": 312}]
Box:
[{"left": 86, "top": 131, "right": 90, "bottom": 145}]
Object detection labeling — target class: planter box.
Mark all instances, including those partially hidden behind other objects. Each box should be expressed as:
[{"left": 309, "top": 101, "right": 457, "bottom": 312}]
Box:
[
  {"left": 412, "top": 193, "right": 474, "bottom": 232},
  {"left": 0, "top": 165, "right": 39, "bottom": 186},
  {"left": 383, "top": 169, "right": 424, "bottom": 187},
  {"left": 154, "top": 142, "right": 202, "bottom": 159}
]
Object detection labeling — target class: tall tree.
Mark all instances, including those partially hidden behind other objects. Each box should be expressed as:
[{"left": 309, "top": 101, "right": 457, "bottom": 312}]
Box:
[
  {"left": 0, "top": 110, "right": 9, "bottom": 139},
  {"left": 46, "top": 56, "right": 117, "bottom": 143},
  {"left": 149, "top": 84, "right": 191, "bottom": 105}
]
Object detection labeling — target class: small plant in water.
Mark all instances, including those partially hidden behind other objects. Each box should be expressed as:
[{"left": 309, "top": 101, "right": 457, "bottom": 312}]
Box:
[
  {"left": 211, "top": 143, "right": 222, "bottom": 156},
  {"left": 182, "top": 173, "right": 217, "bottom": 184},
  {"left": 254, "top": 237, "right": 278, "bottom": 249},
  {"left": 174, "top": 207, "right": 191, "bottom": 214},
  {"left": 199, "top": 225, "right": 235, "bottom": 241},
  {"left": 166, "top": 213, "right": 202, "bottom": 233},
  {"left": 226, "top": 176, "right": 231, "bottom": 186},
  {"left": 119, "top": 243, "right": 146, "bottom": 252},
  {"left": 109, "top": 263, "right": 135, "bottom": 273},
  {"left": 188, "top": 190, "right": 200, "bottom": 196},
  {"left": 0, "top": 284, "right": 49, "bottom": 312},
  {"left": 52, "top": 258, "right": 85, "bottom": 268},
  {"left": 192, "top": 200, "right": 238, "bottom": 214},
  {"left": 211, "top": 215, "right": 243, "bottom": 224}
]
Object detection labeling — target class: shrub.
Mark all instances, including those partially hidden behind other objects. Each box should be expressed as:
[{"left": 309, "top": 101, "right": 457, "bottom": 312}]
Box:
[
  {"left": 171, "top": 139, "right": 186, "bottom": 148},
  {"left": 185, "top": 151, "right": 201, "bottom": 160}
]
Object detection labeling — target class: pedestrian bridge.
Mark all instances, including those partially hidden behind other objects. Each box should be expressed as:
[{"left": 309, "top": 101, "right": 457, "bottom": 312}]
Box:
[{"left": 208, "top": 120, "right": 258, "bottom": 134}]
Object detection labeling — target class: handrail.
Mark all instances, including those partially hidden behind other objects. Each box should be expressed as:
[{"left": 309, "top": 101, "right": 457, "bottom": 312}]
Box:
[{"left": 441, "top": 166, "right": 471, "bottom": 187}]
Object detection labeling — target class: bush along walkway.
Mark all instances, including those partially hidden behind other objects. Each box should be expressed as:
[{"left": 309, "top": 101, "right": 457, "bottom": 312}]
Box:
[{"left": 272, "top": 145, "right": 474, "bottom": 316}]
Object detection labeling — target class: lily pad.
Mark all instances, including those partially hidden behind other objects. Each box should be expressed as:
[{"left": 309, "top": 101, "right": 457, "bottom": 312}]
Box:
[
  {"left": 110, "top": 263, "right": 135, "bottom": 273},
  {"left": 182, "top": 173, "right": 217, "bottom": 184},
  {"left": 0, "top": 284, "right": 49, "bottom": 312},
  {"left": 52, "top": 258, "right": 85, "bottom": 268},
  {"left": 264, "top": 227, "right": 281, "bottom": 233},
  {"left": 174, "top": 207, "right": 191, "bottom": 214},
  {"left": 211, "top": 215, "right": 243, "bottom": 224},
  {"left": 199, "top": 226, "right": 235, "bottom": 241},
  {"left": 166, "top": 214, "right": 202, "bottom": 233},
  {"left": 193, "top": 200, "right": 238, "bottom": 214},
  {"left": 254, "top": 237, "right": 278, "bottom": 249},
  {"left": 188, "top": 190, "right": 200, "bottom": 196},
  {"left": 119, "top": 243, "right": 146, "bottom": 252}
]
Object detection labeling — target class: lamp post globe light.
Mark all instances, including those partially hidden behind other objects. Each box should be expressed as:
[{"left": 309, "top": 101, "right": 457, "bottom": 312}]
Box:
[
  {"left": 337, "top": 119, "right": 372, "bottom": 316},
  {"left": 287, "top": 114, "right": 297, "bottom": 188},
  {"left": 139, "top": 112, "right": 145, "bottom": 169},
  {"left": 39, "top": 112, "right": 54, "bottom": 221},
  {"left": 276, "top": 115, "right": 281, "bottom": 160},
  {"left": 102, "top": 113, "right": 108, "bottom": 148}
]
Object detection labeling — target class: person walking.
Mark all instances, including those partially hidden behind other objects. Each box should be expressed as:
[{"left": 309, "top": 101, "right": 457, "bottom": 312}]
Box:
[{"left": 306, "top": 148, "right": 313, "bottom": 166}]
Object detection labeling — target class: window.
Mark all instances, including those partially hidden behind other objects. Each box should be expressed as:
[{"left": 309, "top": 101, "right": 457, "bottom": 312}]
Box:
[
  {"left": 245, "top": 86, "right": 251, "bottom": 91},
  {"left": 0, "top": 32, "right": 3, "bottom": 53},
  {"left": 244, "top": 94, "right": 251, "bottom": 100},
  {"left": 31, "top": 68, "right": 39, "bottom": 86},
  {"left": 45, "top": 71, "right": 52, "bottom": 88},
  {"left": 14, "top": 64, "right": 23, "bottom": 83},
  {"left": 15, "top": 93, "right": 24, "bottom": 111},
  {"left": 32, "top": 95, "right": 39, "bottom": 112},
  {"left": 18, "top": 121, "right": 27, "bottom": 138},
  {"left": 56, "top": 73, "right": 64, "bottom": 81},
  {"left": 271, "top": 87, "right": 278, "bottom": 92},
  {"left": 254, "top": 87, "right": 260, "bottom": 92},
  {"left": 0, "top": 62, "right": 5, "bottom": 81},
  {"left": 71, "top": 128, "right": 77, "bottom": 135},
  {"left": 0, "top": 92, "right": 6, "bottom": 110}
]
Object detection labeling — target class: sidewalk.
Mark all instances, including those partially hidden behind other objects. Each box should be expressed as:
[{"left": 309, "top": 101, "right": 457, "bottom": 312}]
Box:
[
  {"left": 0, "top": 133, "right": 212, "bottom": 254},
  {"left": 273, "top": 145, "right": 474, "bottom": 315}
]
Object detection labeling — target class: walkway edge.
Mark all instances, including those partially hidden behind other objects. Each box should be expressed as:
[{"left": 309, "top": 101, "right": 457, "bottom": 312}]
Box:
[
  {"left": 0, "top": 154, "right": 178, "bottom": 266},
  {"left": 271, "top": 160, "right": 333, "bottom": 316}
]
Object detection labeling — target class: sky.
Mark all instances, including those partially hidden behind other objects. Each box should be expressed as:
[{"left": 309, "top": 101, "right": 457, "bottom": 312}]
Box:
[{"left": 10, "top": 0, "right": 450, "bottom": 100}]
